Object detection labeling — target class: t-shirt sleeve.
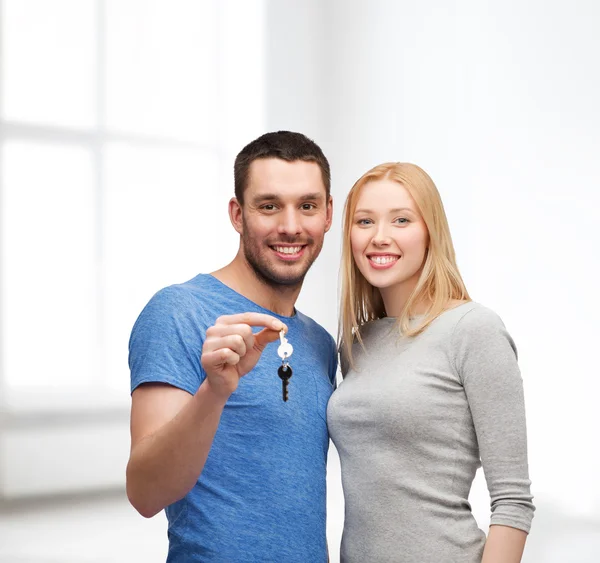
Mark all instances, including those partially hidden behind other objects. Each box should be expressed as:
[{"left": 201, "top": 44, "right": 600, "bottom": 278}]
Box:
[
  {"left": 452, "top": 306, "right": 535, "bottom": 533},
  {"left": 328, "top": 334, "right": 339, "bottom": 389},
  {"left": 129, "top": 286, "right": 206, "bottom": 396}
]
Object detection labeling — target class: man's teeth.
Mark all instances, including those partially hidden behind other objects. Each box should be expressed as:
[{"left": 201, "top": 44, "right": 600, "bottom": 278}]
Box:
[
  {"left": 274, "top": 246, "right": 302, "bottom": 254},
  {"left": 370, "top": 255, "right": 398, "bottom": 264}
]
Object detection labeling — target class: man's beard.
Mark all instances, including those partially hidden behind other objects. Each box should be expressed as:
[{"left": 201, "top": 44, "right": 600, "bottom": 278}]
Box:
[{"left": 241, "top": 228, "right": 321, "bottom": 290}]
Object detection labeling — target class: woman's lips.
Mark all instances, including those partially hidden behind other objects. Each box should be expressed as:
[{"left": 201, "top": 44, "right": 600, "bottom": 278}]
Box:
[{"left": 367, "top": 254, "right": 399, "bottom": 270}]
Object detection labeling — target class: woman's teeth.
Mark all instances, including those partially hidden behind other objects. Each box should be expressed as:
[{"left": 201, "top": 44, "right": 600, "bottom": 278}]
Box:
[{"left": 370, "top": 255, "right": 398, "bottom": 264}]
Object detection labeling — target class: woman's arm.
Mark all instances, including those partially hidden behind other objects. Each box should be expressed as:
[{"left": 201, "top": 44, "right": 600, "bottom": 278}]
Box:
[
  {"left": 481, "top": 525, "right": 527, "bottom": 563},
  {"left": 452, "top": 306, "right": 535, "bottom": 549}
]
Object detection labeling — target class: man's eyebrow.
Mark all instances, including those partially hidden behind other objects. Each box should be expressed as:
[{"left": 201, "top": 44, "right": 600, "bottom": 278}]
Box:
[
  {"left": 251, "top": 193, "right": 281, "bottom": 204},
  {"left": 251, "top": 192, "right": 326, "bottom": 204},
  {"left": 299, "top": 192, "right": 326, "bottom": 201}
]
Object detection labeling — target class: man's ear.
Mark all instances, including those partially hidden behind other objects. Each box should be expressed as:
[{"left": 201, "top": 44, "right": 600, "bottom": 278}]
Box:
[
  {"left": 229, "top": 197, "right": 243, "bottom": 235},
  {"left": 324, "top": 195, "right": 333, "bottom": 233}
]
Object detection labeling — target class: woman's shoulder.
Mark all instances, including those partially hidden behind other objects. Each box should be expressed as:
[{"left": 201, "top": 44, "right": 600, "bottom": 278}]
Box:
[
  {"left": 443, "top": 301, "right": 512, "bottom": 353},
  {"left": 447, "top": 301, "right": 505, "bottom": 330}
]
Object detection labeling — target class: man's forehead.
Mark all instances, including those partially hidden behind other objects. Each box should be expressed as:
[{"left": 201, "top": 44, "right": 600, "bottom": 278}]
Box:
[{"left": 247, "top": 158, "right": 326, "bottom": 198}]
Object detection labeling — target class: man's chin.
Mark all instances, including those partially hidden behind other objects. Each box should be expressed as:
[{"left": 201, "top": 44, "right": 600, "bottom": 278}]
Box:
[
  {"left": 243, "top": 246, "right": 317, "bottom": 288},
  {"left": 255, "top": 263, "right": 309, "bottom": 287},
  {"left": 265, "top": 270, "right": 307, "bottom": 287}
]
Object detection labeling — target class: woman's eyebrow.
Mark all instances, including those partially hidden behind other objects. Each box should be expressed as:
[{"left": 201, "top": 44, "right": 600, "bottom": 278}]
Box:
[{"left": 354, "top": 207, "right": 413, "bottom": 214}]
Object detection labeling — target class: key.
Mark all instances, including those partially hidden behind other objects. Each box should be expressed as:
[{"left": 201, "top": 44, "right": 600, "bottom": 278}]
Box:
[
  {"left": 278, "top": 364, "right": 293, "bottom": 402},
  {"left": 277, "top": 329, "right": 293, "bottom": 360},
  {"left": 278, "top": 341, "right": 293, "bottom": 360}
]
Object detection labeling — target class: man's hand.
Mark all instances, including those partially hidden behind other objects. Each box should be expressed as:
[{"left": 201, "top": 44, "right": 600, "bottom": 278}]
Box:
[{"left": 201, "top": 313, "right": 286, "bottom": 399}]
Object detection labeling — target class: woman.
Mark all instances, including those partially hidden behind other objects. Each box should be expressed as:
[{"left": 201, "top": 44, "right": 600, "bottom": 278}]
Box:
[{"left": 327, "top": 163, "right": 534, "bottom": 562}]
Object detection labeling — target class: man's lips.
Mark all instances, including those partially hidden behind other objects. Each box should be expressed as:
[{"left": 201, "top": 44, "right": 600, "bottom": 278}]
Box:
[{"left": 270, "top": 244, "right": 307, "bottom": 260}]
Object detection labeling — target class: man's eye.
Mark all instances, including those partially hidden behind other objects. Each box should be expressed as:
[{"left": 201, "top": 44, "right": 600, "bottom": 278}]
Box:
[
  {"left": 261, "top": 204, "right": 276, "bottom": 211},
  {"left": 301, "top": 203, "right": 316, "bottom": 211}
]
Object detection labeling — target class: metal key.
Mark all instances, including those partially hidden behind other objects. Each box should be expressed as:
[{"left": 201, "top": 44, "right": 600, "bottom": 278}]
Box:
[
  {"left": 278, "top": 363, "right": 293, "bottom": 402},
  {"left": 277, "top": 329, "right": 293, "bottom": 360}
]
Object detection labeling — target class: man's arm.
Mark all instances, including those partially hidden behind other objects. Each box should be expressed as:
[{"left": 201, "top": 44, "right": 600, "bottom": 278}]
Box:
[
  {"left": 126, "top": 313, "right": 285, "bottom": 518},
  {"left": 126, "top": 381, "right": 228, "bottom": 518}
]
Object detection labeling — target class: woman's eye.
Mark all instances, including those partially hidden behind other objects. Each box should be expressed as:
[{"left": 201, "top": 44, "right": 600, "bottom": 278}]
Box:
[
  {"left": 356, "top": 218, "right": 373, "bottom": 225},
  {"left": 394, "top": 217, "right": 409, "bottom": 225}
]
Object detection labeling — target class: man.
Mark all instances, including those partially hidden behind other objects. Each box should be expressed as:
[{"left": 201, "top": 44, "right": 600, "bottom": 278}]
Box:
[{"left": 126, "top": 131, "right": 337, "bottom": 562}]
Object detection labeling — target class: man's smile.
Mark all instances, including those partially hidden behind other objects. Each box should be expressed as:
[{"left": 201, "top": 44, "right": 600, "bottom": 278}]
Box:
[{"left": 269, "top": 244, "right": 307, "bottom": 260}]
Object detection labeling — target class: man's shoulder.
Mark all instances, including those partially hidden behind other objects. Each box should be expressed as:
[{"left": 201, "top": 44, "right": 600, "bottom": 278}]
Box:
[
  {"left": 133, "top": 275, "right": 219, "bottom": 329},
  {"left": 294, "top": 309, "right": 331, "bottom": 332},
  {"left": 147, "top": 274, "right": 221, "bottom": 308},
  {"left": 293, "top": 311, "right": 336, "bottom": 348}
]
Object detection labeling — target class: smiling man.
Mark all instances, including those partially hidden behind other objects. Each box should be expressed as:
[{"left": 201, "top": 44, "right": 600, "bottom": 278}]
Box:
[{"left": 126, "top": 131, "right": 337, "bottom": 562}]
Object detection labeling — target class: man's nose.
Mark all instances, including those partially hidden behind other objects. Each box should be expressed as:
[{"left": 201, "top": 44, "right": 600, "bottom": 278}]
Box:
[{"left": 277, "top": 208, "right": 302, "bottom": 236}]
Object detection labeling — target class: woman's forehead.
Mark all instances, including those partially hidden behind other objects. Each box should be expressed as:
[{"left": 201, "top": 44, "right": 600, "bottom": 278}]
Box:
[{"left": 355, "top": 179, "right": 416, "bottom": 210}]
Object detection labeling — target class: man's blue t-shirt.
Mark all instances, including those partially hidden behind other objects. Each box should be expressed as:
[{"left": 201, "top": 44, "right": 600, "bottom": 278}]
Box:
[{"left": 129, "top": 274, "right": 337, "bottom": 562}]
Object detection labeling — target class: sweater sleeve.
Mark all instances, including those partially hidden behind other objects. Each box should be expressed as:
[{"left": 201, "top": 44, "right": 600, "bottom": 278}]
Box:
[{"left": 452, "top": 306, "right": 535, "bottom": 532}]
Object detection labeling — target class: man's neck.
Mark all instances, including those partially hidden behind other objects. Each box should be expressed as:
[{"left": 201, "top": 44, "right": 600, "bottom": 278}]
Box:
[{"left": 211, "top": 253, "right": 301, "bottom": 317}]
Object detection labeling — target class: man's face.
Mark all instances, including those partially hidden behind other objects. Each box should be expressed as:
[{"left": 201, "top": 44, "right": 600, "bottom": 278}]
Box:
[{"left": 233, "top": 158, "right": 332, "bottom": 288}]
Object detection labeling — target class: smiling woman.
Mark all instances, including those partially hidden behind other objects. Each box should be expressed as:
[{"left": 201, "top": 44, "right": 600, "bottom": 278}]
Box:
[
  {"left": 339, "top": 162, "right": 469, "bottom": 362},
  {"left": 329, "top": 162, "right": 534, "bottom": 563},
  {"left": 350, "top": 180, "right": 430, "bottom": 309}
]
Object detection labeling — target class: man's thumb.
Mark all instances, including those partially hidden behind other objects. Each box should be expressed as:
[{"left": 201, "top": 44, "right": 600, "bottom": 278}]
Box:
[{"left": 253, "top": 328, "right": 282, "bottom": 351}]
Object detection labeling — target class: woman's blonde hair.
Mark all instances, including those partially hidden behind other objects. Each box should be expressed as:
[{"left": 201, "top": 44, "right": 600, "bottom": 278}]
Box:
[{"left": 339, "top": 162, "right": 470, "bottom": 368}]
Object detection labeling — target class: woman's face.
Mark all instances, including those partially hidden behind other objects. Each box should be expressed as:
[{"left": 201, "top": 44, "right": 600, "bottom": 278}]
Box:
[{"left": 350, "top": 179, "right": 429, "bottom": 305}]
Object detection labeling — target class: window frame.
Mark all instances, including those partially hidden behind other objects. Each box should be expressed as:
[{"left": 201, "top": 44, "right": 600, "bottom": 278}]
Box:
[{"left": 0, "top": 0, "right": 264, "bottom": 416}]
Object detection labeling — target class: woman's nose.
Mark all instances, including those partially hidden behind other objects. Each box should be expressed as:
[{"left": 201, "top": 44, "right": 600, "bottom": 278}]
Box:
[{"left": 371, "top": 225, "right": 391, "bottom": 246}]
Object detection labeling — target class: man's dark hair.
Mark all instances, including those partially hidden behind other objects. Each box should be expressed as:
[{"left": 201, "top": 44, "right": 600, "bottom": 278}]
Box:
[{"left": 234, "top": 131, "right": 331, "bottom": 204}]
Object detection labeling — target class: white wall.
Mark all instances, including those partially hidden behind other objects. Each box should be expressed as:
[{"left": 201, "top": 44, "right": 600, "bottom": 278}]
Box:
[
  {"left": 268, "top": 0, "right": 600, "bottom": 561},
  {"left": 264, "top": 0, "right": 338, "bottom": 334},
  {"left": 0, "top": 0, "right": 267, "bottom": 499},
  {"left": 2, "top": 2, "right": 597, "bottom": 561}
]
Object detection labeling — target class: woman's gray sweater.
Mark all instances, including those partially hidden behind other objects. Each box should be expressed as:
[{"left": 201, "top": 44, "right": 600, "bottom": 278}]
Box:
[{"left": 327, "top": 302, "right": 534, "bottom": 562}]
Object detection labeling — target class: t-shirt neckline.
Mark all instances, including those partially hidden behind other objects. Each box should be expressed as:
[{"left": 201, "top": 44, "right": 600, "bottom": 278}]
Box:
[{"left": 205, "top": 273, "right": 299, "bottom": 321}]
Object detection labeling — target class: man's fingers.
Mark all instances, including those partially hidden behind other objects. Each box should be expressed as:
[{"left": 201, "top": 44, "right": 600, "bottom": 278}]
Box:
[
  {"left": 201, "top": 349, "right": 240, "bottom": 370},
  {"left": 204, "top": 314, "right": 288, "bottom": 362},
  {"left": 205, "top": 324, "right": 254, "bottom": 351},
  {"left": 253, "top": 327, "right": 283, "bottom": 351},
  {"left": 215, "top": 313, "right": 285, "bottom": 332},
  {"left": 203, "top": 334, "right": 247, "bottom": 357}
]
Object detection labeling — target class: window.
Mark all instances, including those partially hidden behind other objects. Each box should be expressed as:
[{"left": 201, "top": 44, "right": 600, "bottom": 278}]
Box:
[{"left": 0, "top": 0, "right": 265, "bottom": 409}]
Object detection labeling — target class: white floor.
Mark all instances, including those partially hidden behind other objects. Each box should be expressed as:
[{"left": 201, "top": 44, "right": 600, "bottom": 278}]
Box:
[
  {"left": 0, "top": 449, "right": 345, "bottom": 563},
  {"left": 0, "top": 492, "right": 168, "bottom": 563},
  {"left": 1, "top": 459, "right": 599, "bottom": 563}
]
